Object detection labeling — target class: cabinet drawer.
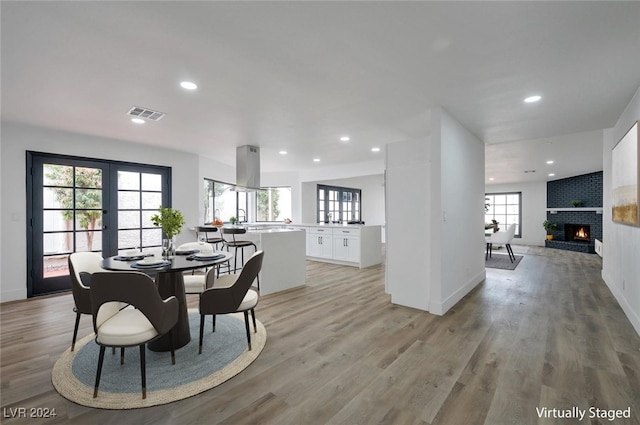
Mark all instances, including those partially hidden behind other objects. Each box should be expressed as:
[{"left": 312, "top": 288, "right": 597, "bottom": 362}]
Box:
[
  {"left": 288, "top": 227, "right": 307, "bottom": 233},
  {"left": 309, "top": 227, "right": 331, "bottom": 235},
  {"left": 333, "top": 228, "right": 360, "bottom": 236}
]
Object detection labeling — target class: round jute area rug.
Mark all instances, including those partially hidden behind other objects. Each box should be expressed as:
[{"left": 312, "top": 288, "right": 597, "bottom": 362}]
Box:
[{"left": 52, "top": 311, "right": 266, "bottom": 409}]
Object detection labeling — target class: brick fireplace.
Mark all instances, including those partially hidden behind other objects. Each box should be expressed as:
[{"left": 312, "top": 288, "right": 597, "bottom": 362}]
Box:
[{"left": 545, "top": 171, "right": 603, "bottom": 254}]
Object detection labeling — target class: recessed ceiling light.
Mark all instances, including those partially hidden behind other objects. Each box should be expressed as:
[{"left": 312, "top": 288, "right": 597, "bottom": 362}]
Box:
[
  {"left": 340, "top": 136, "right": 350, "bottom": 142},
  {"left": 546, "top": 160, "right": 554, "bottom": 164},
  {"left": 524, "top": 95, "right": 541, "bottom": 103},
  {"left": 489, "top": 177, "right": 495, "bottom": 181},
  {"left": 131, "top": 118, "right": 145, "bottom": 124},
  {"left": 548, "top": 173, "right": 555, "bottom": 177},
  {"left": 180, "top": 81, "right": 198, "bottom": 90},
  {"left": 371, "top": 147, "right": 380, "bottom": 152},
  {"left": 279, "top": 150, "right": 287, "bottom": 155},
  {"left": 313, "top": 158, "right": 320, "bottom": 162}
]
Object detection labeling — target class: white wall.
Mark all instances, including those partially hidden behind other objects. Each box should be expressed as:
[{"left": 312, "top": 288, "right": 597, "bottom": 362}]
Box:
[
  {"left": 0, "top": 130, "right": 3, "bottom": 294},
  {"left": 484, "top": 181, "right": 547, "bottom": 246},
  {"left": 0, "top": 122, "right": 201, "bottom": 302},
  {"left": 434, "top": 108, "right": 486, "bottom": 314},
  {"left": 602, "top": 85, "right": 640, "bottom": 335},
  {"left": 385, "top": 137, "right": 432, "bottom": 310},
  {"left": 385, "top": 107, "right": 486, "bottom": 314}
]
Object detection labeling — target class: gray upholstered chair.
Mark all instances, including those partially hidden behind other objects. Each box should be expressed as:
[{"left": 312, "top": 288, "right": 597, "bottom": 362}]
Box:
[
  {"left": 90, "top": 271, "right": 179, "bottom": 399},
  {"left": 68, "top": 252, "right": 105, "bottom": 351},
  {"left": 198, "top": 250, "right": 263, "bottom": 353},
  {"left": 177, "top": 241, "right": 216, "bottom": 294},
  {"left": 486, "top": 223, "right": 517, "bottom": 262}
]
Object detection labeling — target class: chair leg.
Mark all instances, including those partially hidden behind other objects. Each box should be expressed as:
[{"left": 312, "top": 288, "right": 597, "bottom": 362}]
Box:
[
  {"left": 199, "top": 314, "right": 205, "bottom": 355},
  {"left": 121, "top": 347, "right": 125, "bottom": 365},
  {"left": 212, "top": 314, "right": 216, "bottom": 332},
  {"left": 233, "top": 247, "right": 239, "bottom": 273},
  {"left": 506, "top": 244, "right": 515, "bottom": 262},
  {"left": 251, "top": 309, "right": 257, "bottom": 333},
  {"left": 72, "top": 312, "right": 81, "bottom": 351},
  {"left": 243, "top": 311, "right": 252, "bottom": 351},
  {"left": 140, "top": 344, "right": 147, "bottom": 399},
  {"left": 170, "top": 330, "right": 176, "bottom": 365},
  {"left": 93, "top": 346, "right": 106, "bottom": 398}
]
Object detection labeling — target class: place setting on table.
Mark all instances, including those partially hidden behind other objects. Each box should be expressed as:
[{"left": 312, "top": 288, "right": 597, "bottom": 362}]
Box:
[
  {"left": 105, "top": 247, "right": 229, "bottom": 270},
  {"left": 101, "top": 245, "right": 234, "bottom": 352}
]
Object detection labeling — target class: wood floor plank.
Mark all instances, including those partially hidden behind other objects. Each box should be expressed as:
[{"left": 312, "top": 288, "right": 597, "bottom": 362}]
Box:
[{"left": 2, "top": 247, "right": 640, "bottom": 425}]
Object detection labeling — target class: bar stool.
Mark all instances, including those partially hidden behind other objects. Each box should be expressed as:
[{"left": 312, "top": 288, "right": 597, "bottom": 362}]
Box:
[
  {"left": 196, "top": 226, "right": 224, "bottom": 250},
  {"left": 221, "top": 226, "right": 259, "bottom": 289},
  {"left": 196, "top": 226, "right": 227, "bottom": 277}
]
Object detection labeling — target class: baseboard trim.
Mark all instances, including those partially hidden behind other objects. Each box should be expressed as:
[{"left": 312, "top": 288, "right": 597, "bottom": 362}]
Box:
[
  {"left": 602, "top": 269, "right": 640, "bottom": 337},
  {"left": 429, "top": 269, "right": 486, "bottom": 316}
]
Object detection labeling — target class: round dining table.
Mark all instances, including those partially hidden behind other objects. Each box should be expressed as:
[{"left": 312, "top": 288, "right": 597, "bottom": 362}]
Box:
[{"left": 101, "top": 251, "right": 233, "bottom": 352}]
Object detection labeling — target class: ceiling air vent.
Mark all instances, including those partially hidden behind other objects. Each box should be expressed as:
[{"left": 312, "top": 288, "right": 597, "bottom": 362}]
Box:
[{"left": 127, "top": 106, "right": 165, "bottom": 121}]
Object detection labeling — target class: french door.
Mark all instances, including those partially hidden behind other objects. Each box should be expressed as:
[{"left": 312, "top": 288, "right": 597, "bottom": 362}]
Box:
[{"left": 27, "top": 152, "right": 171, "bottom": 297}]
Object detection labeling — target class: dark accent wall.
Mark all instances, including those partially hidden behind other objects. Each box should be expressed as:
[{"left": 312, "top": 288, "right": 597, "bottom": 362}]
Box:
[
  {"left": 545, "top": 171, "right": 603, "bottom": 253},
  {"left": 546, "top": 171, "right": 603, "bottom": 208}
]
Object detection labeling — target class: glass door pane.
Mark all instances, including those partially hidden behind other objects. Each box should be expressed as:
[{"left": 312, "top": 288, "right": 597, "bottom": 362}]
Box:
[
  {"left": 30, "top": 157, "right": 109, "bottom": 296},
  {"left": 117, "top": 170, "right": 163, "bottom": 254}
]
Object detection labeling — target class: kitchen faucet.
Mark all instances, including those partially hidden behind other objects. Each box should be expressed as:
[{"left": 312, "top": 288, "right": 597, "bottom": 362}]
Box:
[{"left": 238, "top": 209, "right": 246, "bottom": 223}]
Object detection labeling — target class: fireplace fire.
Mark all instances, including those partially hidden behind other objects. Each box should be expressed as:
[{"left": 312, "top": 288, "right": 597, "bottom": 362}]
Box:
[{"left": 564, "top": 224, "right": 590, "bottom": 242}]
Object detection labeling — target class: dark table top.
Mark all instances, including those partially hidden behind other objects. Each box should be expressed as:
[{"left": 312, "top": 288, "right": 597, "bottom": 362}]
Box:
[{"left": 101, "top": 251, "right": 233, "bottom": 273}]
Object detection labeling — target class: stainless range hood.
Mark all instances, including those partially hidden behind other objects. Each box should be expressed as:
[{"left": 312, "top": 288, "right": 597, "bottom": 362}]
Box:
[{"left": 235, "top": 145, "right": 260, "bottom": 191}]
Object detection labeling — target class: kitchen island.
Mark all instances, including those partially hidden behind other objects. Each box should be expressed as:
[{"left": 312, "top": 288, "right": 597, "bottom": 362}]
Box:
[{"left": 238, "top": 228, "right": 306, "bottom": 295}]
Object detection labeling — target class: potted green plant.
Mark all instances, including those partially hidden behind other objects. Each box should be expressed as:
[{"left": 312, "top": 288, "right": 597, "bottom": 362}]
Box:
[
  {"left": 229, "top": 216, "right": 238, "bottom": 225},
  {"left": 150, "top": 206, "right": 186, "bottom": 256},
  {"left": 543, "top": 219, "right": 558, "bottom": 240},
  {"left": 571, "top": 199, "right": 583, "bottom": 208}
]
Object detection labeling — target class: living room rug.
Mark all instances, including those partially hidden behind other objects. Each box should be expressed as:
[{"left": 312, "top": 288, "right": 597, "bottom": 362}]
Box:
[
  {"left": 485, "top": 253, "right": 523, "bottom": 270},
  {"left": 52, "top": 311, "right": 266, "bottom": 409}
]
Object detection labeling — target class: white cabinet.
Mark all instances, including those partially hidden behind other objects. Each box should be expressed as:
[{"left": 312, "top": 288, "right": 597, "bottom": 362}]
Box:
[
  {"left": 286, "top": 224, "right": 381, "bottom": 268},
  {"left": 332, "top": 228, "right": 360, "bottom": 262},
  {"left": 308, "top": 227, "right": 333, "bottom": 259}
]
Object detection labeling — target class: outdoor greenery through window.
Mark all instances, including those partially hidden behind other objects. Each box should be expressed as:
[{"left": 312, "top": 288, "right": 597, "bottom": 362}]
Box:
[
  {"left": 203, "top": 179, "right": 248, "bottom": 224},
  {"left": 256, "top": 187, "right": 292, "bottom": 222},
  {"left": 485, "top": 192, "right": 522, "bottom": 237},
  {"left": 317, "top": 184, "right": 361, "bottom": 223}
]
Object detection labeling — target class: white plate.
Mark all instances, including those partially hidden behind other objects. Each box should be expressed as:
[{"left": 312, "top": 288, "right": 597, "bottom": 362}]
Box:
[
  {"left": 193, "top": 253, "right": 224, "bottom": 260},
  {"left": 136, "top": 258, "right": 164, "bottom": 266}
]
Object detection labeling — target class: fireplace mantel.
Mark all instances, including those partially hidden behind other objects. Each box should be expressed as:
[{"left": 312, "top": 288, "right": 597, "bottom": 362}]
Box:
[{"left": 547, "top": 207, "right": 603, "bottom": 214}]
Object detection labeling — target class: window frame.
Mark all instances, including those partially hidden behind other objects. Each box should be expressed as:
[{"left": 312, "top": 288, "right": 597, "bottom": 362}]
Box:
[
  {"left": 26, "top": 151, "right": 171, "bottom": 297},
  {"left": 484, "top": 191, "right": 522, "bottom": 238},
  {"left": 203, "top": 178, "right": 248, "bottom": 224},
  {"left": 317, "top": 184, "right": 362, "bottom": 224},
  {"left": 255, "top": 186, "right": 292, "bottom": 222}
]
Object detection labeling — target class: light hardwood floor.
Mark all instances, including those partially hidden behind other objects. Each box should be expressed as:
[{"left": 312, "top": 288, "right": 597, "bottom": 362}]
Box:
[{"left": 1, "top": 247, "right": 640, "bottom": 424}]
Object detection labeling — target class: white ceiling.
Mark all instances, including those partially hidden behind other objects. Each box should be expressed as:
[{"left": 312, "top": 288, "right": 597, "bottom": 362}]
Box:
[{"left": 2, "top": 2, "right": 640, "bottom": 184}]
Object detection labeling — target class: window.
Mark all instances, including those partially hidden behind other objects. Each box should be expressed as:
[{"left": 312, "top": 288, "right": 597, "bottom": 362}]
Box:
[
  {"left": 485, "top": 192, "right": 521, "bottom": 237},
  {"left": 27, "top": 152, "right": 170, "bottom": 297},
  {"left": 256, "top": 187, "right": 292, "bottom": 222},
  {"left": 203, "top": 179, "right": 248, "bottom": 223},
  {"left": 317, "top": 184, "right": 361, "bottom": 223}
]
